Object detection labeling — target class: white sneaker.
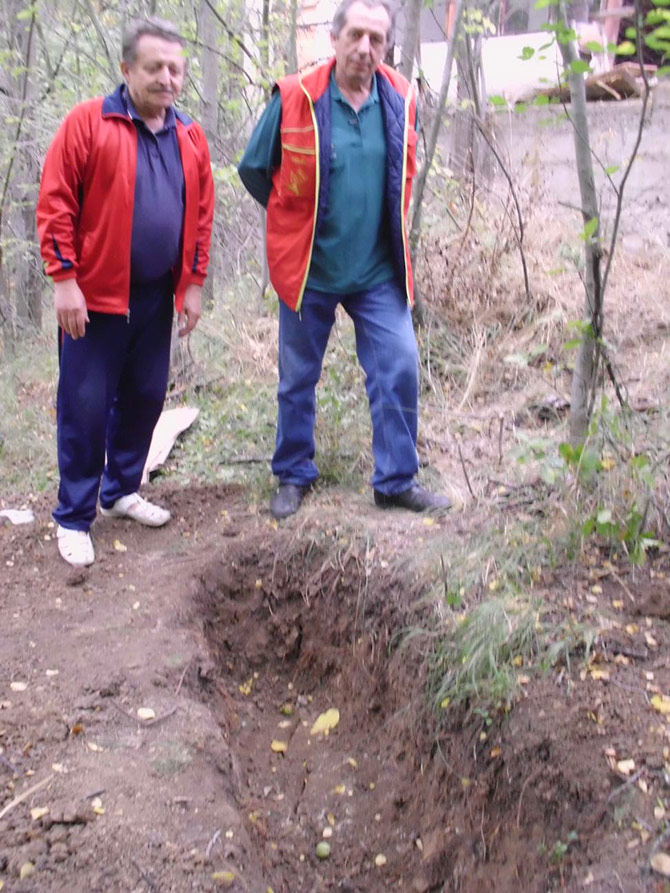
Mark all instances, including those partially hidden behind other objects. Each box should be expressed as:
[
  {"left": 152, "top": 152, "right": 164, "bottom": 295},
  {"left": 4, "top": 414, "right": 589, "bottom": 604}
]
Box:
[
  {"left": 57, "top": 525, "right": 95, "bottom": 567},
  {"left": 100, "top": 493, "right": 171, "bottom": 528}
]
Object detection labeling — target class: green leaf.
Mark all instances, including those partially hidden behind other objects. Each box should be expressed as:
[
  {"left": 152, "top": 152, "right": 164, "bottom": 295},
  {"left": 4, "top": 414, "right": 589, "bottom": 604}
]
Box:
[
  {"left": 584, "top": 40, "right": 604, "bottom": 52},
  {"left": 581, "top": 517, "right": 595, "bottom": 537},
  {"left": 616, "top": 40, "right": 637, "bottom": 55},
  {"left": 534, "top": 93, "right": 550, "bottom": 105},
  {"left": 625, "top": 27, "right": 638, "bottom": 39},
  {"left": 658, "top": 64, "right": 670, "bottom": 74},
  {"left": 514, "top": 102, "right": 528, "bottom": 113},
  {"left": 579, "top": 216, "right": 599, "bottom": 240},
  {"left": 519, "top": 46, "right": 535, "bottom": 60},
  {"left": 646, "top": 9, "right": 670, "bottom": 23},
  {"left": 557, "top": 27, "right": 578, "bottom": 44},
  {"left": 563, "top": 337, "right": 582, "bottom": 350},
  {"left": 630, "top": 454, "right": 650, "bottom": 469},
  {"left": 570, "top": 59, "right": 592, "bottom": 74},
  {"left": 652, "top": 0, "right": 670, "bottom": 7},
  {"left": 604, "top": 164, "right": 620, "bottom": 175},
  {"left": 580, "top": 450, "right": 602, "bottom": 476},
  {"left": 558, "top": 442, "right": 574, "bottom": 463},
  {"left": 489, "top": 94, "right": 508, "bottom": 106},
  {"left": 534, "top": 0, "right": 558, "bottom": 8}
]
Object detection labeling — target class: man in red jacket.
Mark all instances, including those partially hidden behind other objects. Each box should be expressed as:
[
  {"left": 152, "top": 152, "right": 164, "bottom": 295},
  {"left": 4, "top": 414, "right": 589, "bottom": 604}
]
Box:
[{"left": 37, "top": 17, "right": 214, "bottom": 567}]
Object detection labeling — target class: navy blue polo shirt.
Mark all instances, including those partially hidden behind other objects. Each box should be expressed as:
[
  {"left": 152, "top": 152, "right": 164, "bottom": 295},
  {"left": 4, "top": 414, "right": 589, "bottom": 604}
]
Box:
[{"left": 123, "top": 87, "right": 184, "bottom": 284}]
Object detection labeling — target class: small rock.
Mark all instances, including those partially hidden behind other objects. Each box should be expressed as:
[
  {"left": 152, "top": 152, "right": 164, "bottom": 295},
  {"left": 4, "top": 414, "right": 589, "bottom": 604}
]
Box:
[
  {"left": 50, "top": 842, "right": 69, "bottom": 863},
  {"left": 46, "top": 826, "right": 68, "bottom": 845}
]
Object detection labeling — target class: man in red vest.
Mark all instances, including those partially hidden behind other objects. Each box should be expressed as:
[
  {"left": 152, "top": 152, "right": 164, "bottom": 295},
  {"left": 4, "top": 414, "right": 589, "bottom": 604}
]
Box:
[
  {"left": 239, "top": 0, "right": 451, "bottom": 519},
  {"left": 37, "top": 18, "right": 214, "bottom": 566}
]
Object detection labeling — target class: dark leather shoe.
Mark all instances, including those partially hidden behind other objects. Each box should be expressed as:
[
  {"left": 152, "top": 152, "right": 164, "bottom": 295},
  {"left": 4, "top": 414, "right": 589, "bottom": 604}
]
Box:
[
  {"left": 270, "top": 484, "right": 309, "bottom": 520},
  {"left": 374, "top": 484, "right": 451, "bottom": 513}
]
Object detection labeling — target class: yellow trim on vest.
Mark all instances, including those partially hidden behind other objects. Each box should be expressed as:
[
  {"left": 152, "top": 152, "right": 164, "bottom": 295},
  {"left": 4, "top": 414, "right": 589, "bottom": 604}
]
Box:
[
  {"left": 281, "top": 144, "right": 317, "bottom": 155},
  {"left": 399, "top": 88, "right": 412, "bottom": 304},
  {"left": 282, "top": 126, "right": 315, "bottom": 133},
  {"left": 295, "top": 81, "right": 321, "bottom": 314}
]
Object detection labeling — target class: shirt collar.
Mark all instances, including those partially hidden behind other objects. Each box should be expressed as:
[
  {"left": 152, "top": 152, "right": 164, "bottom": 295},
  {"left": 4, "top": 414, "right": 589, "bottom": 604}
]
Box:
[
  {"left": 121, "top": 85, "right": 176, "bottom": 130},
  {"left": 330, "top": 69, "right": 379, "bottom": 109}
]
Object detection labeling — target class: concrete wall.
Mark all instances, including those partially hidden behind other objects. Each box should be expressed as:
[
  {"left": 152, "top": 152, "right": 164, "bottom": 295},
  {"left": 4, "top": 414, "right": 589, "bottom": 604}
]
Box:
[{"left": 484, "top": 81, "right": 670, "bottom": 247}]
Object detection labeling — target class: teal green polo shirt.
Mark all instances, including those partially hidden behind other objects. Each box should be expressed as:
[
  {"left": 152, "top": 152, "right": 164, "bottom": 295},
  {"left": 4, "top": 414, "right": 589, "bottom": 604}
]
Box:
[{"left": 238, "top": 71, "right": 396, "bottom": 295}]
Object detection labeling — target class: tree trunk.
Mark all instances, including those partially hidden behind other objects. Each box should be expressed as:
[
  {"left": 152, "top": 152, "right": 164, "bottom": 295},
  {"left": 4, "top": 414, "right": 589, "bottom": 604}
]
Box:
[
  {"left": 409, "top": 0, "right": 464, "bottom": 258},
  {"left": 398, "top": 0, "right": 422, "bottom": 80},
  {"left": 288, "top": 0, "right": 298, "bottom": 73},
  {"left": 198, "top": 0, "right": 219, "bottom": 317},
  {"left": 558, "top": 3, "right": 602, "bottom": 444}
]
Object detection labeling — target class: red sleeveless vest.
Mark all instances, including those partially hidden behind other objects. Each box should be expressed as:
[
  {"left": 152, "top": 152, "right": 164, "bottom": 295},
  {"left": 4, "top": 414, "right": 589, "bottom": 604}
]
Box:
[{"left": 267, "top": 59, "right": 417, "bottom": 311}]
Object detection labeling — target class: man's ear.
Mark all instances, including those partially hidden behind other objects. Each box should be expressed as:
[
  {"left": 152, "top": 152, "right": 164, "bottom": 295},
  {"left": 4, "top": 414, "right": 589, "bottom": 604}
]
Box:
[{"left": 120, "top": 60, "right": 129, "bottom": 81}]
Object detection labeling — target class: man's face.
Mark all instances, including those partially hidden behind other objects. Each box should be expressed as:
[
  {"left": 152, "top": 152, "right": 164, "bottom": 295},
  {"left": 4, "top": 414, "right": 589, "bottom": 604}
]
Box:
[
  {"left": 331, "top": 2, "right": 390, "bottom": 89},
  {"left": 120, "top": 35, "right": 186, "bottom": 119}
]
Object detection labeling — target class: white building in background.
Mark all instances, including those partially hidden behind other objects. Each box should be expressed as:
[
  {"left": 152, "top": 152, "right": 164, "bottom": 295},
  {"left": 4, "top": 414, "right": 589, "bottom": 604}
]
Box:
[{"left": 295, "top": 0, "right": 627, "bottom": 102}]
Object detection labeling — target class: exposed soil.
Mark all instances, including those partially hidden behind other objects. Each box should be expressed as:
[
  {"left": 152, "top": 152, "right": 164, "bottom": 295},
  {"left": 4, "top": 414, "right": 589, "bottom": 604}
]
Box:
[{"left": 2, "top": 479, "right": 670, "bottom": 892}]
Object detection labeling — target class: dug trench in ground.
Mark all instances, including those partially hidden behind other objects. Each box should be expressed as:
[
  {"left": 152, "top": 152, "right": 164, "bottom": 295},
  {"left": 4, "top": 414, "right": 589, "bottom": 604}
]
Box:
[{"left": 190, "top": 529, "right": 634, "bottom": 893}]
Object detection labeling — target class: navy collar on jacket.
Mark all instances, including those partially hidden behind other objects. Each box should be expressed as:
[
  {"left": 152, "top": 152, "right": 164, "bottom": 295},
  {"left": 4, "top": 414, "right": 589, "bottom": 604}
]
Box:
[{"left": 101, "top": 83, "right": 193, "bottom": 127}]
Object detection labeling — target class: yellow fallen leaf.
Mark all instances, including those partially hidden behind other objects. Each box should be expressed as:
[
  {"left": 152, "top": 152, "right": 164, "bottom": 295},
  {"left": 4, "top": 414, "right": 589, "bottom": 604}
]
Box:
[
  {"left": 512, "top": 655, "right": 523, "bottom": 668},
  {"left": 327, "top": 812, "right": 335, "bottom": 826},
  {"left": 612, "top": 600, "right": 623, "bottom": 610},
  {"left": 422, "top": 517, "right": 435, "bottom": 527},
  {"left": 10, "top": 681, "right": 27, "bottom": 692},
  {"left": 30, "top": 807, "right": 49, "bottom": 821},
  {"left": 440, "top": 697, "right": 450, "bottom": 709},
  {"left": 347, "top": 758, "right": 357, "bottom": 768},
  {"left": 589, "top": 668, "right": 610, "bottom": 681},
  {"left": 651, "top": 694, "right": 670, "bottom": 715},
  {"left": 211, "top": 871, "right": 235, "bottom": 886},
  {"left": 591, "top": 584, "right": 602, "bottom": 595},
  {"left": 651, "top": 852, "right": 670, "bottom": 877},
  {"left": 616, "top": 758, "right": 635, "bottom": 775},
  {"left": 239, "top": 678, "right": 253, "bottom": 696},
  {"left": 490, "top": 746, "right": 502, "bottom": 758},
  {"left": 625, "top": 624, "right": 639, "bottom": 635},
  {"left": 333, "top": 783, "right": 346, "bottom": 794},
  {"left": 374, "top": 853, "right": 387, "bottom": 867},
  {"left": 137, "top": 707, "right": 156, "bottom": 721},
  {"left": 113, "top": 539, "right": 127, "bottom": 552},
  {"left": 271, "top": 740, "right": 287, "bottom": 754},
  {"left": 518, "top": 674, "right": 531, "bottom": 685},
  {"left": 601, "top": 457, "right": 616, "bottom": 471},
  {"left": 310, "top": 708, "right": 340, "bottom": 736},
  {"left": 20, "top": 863, "right": 35, "bottom": 880}
]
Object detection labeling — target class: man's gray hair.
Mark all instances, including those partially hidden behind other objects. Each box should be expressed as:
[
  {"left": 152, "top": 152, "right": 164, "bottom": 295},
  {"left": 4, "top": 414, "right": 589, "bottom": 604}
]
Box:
[
  {"left": 122, "top": 17, "right": 184, "bottom": 64},
  {"left": 331, "top": 0, "right": 394, "bottom": 39}
]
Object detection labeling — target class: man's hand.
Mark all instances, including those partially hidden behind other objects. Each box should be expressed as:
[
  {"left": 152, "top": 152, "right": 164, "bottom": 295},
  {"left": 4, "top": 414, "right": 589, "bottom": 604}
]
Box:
[
  {"left": 178, "top": 284, "right": 203, "bottom": 337},
  {"left": 54, "top": 279, "right": 89, "bottom": 339}
]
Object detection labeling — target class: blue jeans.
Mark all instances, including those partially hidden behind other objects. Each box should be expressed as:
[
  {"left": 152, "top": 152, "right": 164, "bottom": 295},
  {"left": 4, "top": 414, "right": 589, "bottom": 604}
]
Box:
[
  {"left": 54, "top": 276, "right": 174, "bottom": 531},
  {"left": 273, "top": 278, "right": 419, "bottom": 494}
]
